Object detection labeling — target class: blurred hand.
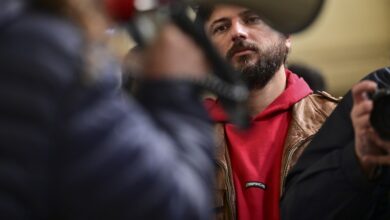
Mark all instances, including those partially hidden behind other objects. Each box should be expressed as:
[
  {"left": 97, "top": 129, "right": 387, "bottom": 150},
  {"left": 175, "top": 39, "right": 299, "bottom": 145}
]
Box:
[
  {"left": 351, "top": 80, "right": 390, "bottom": 178},
  {"left": 143, "top": 23, "right": 210, "bottom": 80}
]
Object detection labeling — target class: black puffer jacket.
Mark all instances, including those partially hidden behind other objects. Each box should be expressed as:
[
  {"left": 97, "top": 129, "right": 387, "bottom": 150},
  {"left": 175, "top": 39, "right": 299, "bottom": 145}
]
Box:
[{"left": 0, "top": 1, "right": 213, "bottom": 219}]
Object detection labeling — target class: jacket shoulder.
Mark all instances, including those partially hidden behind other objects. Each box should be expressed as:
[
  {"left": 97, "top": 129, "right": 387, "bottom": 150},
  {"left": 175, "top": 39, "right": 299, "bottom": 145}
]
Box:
[
  {"left": 314, "top": 91, "right": 342, "bottom": 103},
  {"left": 291, "top": 92, "right": 339, "bottom": 135},
  {"left": 308, "top": 91, "right": 341, "bottom": 118}
]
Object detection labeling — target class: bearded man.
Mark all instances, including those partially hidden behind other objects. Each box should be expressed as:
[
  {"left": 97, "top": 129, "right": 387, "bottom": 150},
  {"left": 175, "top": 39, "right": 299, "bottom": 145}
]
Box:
[{"left": 199, "top": 4, "right": 339, "bottom": 220}]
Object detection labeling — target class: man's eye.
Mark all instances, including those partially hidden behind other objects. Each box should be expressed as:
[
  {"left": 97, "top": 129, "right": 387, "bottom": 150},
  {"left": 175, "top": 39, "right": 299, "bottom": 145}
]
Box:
[
  {"left": 212, "top": 24, "right": 228, "bottom": 35},
  {"left": 246, "top": 16, "right": 262, "bottom": 24}
]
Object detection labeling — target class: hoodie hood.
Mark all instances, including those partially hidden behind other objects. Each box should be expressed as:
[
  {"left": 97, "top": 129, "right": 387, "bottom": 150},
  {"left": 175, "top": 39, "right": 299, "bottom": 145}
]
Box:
[{"left": 205, "top": 69, "right": 312, "bottom": 123}]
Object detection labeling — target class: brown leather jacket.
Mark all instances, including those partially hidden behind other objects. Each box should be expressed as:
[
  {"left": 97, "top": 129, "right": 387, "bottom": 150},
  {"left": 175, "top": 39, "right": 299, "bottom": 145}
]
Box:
[{"left": 213, "top": 92, "right": 339, "bottom": 220}]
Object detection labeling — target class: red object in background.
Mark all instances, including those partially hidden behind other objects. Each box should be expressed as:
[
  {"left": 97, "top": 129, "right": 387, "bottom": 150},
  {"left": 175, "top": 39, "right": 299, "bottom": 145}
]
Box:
[{"left": 104, "top": 0, "right": 135, "bottom": 22}]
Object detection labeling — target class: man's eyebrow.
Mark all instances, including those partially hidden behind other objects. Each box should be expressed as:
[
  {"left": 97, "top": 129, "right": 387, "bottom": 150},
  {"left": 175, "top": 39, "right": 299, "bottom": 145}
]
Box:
[
  {"left": 208, "top": 17, "right": 229, "bottom": 31},
  {"left": 207, "top": 10, "right": 259, "bottom": 32},
  {"left": 239, "top": 10, "right": 258, "bottom": 17},
  {"left": 210, "top": 17, "right": 229, "bottom": 27}
]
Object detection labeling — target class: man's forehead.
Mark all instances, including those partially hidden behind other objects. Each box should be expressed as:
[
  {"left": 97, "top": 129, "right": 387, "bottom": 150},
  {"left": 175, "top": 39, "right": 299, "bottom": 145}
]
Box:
[{"left": 207, "top": 4, "right": 253, "bottom": 23}]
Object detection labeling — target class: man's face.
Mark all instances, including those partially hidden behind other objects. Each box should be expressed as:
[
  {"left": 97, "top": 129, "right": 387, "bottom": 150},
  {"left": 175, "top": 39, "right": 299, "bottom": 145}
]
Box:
[{"left": 205, "top": 5, "right": 289, "bottom": 89}]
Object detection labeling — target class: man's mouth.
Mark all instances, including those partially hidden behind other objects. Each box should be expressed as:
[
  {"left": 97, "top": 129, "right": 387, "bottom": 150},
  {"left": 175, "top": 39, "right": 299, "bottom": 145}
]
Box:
[
  {"left": 232, "top": 49, "right": 256, "bottom": 58},
  {"left": 227, "top": 42, "right": 259, "bottom": 61}
]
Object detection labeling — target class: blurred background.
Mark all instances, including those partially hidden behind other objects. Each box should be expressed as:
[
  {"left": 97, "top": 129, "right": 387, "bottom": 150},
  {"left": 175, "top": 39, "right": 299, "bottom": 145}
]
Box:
[
  {"left": 109, "top": 0, "right": 390, "bottom": 97},
  {"left": 289, "top": 0, "right": 390, "bottom": 96}
]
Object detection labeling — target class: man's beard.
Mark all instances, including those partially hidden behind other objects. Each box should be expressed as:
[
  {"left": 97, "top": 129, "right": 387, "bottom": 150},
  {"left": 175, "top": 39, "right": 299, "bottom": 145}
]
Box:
[{"left": 227, "top": 39, "right": 288, "bottom": 90}]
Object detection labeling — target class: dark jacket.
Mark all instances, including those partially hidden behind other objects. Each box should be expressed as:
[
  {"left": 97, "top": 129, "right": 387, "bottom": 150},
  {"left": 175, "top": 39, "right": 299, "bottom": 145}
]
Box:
[
  {"left": 0, "top": 1, "right": 214, "bottom": 219},
  {"left": 281, "top": 67, "right": 390, "bottom": 220}
]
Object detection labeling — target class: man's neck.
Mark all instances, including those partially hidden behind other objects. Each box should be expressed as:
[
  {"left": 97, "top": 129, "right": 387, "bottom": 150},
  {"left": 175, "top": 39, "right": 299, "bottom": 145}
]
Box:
[{"left": 247, "top": 66, "right": 287, "bottom": 117}]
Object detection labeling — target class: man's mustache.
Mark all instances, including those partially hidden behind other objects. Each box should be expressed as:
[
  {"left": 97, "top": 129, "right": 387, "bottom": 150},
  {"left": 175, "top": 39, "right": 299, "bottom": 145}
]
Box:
[{"left": 226, "top": 40, "right": 259, "bottom": 60}]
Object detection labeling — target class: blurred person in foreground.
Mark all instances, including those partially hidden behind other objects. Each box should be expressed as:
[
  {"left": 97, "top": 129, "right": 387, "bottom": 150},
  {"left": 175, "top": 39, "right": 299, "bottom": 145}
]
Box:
[
  {"left": 197, "top": 4, "right": 390, "bottom": 219},
  {"left": 0, "top": 0, "right": 215, "bottom": 219},
  {"left": 198, "top": 4, "right": 339, "bottom": 220}
]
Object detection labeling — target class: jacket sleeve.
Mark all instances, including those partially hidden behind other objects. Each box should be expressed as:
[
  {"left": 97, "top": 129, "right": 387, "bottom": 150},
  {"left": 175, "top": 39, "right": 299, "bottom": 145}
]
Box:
[
  {"left": 0, "top": 14, "right": 214, "bottom": 220},
  {"left": 60, "top": 78, "right": 214, "bottom": 220},
  {"left": 281, "top": 68, "right": 390, "bottom": 220}
]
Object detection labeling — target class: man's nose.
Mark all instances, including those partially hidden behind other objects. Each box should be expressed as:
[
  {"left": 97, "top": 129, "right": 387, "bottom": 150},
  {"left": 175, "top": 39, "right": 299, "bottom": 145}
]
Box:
[{"left": 231, "top": 21, "right": 248, "bottom": 42}]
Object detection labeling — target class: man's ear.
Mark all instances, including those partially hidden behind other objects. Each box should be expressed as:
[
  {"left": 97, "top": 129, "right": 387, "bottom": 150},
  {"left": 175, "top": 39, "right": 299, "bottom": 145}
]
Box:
[{"left": 285, "top": 35, "right": 291, "bottom": 49}]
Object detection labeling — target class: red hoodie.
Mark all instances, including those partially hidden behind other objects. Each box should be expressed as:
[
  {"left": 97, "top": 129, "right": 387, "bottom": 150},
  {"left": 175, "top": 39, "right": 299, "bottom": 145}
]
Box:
[{"left": 205, "top": 70, "right": 312, "bottom": 220}]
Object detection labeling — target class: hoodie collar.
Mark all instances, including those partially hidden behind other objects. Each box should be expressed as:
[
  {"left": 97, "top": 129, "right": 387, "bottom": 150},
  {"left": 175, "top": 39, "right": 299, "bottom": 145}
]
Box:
[{"left": 205, "top": 69, "right": 312, "bottom": 122}]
